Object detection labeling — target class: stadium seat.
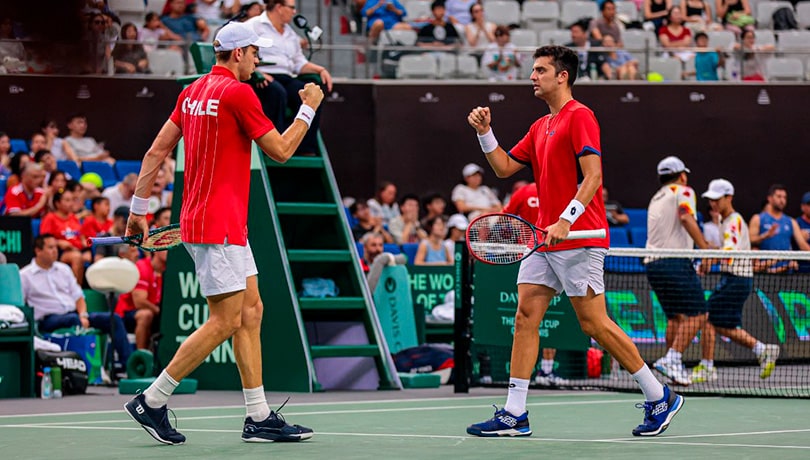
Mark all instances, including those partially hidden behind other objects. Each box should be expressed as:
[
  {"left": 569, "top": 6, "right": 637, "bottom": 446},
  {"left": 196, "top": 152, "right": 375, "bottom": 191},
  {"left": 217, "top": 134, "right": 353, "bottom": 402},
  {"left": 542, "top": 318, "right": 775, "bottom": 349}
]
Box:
[
  {"left": 510, "top": 29, "right": 538, "bottom": 48},
  {"left": 82, "top": 161, "right": 118, "bottom": 189},
  {"left": 622, "top": 29, "right": 657, "bottom": 51},
  {"left": 614, "top": 1, "right": 639, "bottom": 21},
  {"left": 624, "top": 208, "right": 648, "bottom": 229},
  {"left": 648, "top": 57, "right": 683, "bottom": 81},
  {"left": 755, "top": 29, "right": 776, "bottom": 47},
  {"left": 403, "top": 0, "right": 431, "bottom": 20},
  {"left": 707, "top": 30, "right": 736, "bottom": 50},
  {"left": 384, "top": 243, "right": 402, "bottom": 255},
  {"left": 397, "top": 54, "right": 438, "bottom": 79},
  {"left": 147, "top": 49, "right": 186, "bottom": 76},
  {"left": 0, "top": 176, "right": 6, "bottom": 199},
  {"left": 56, "top": 160, "right": 82, "bottom": 180},
  {"left": 31, "top": 218, "right": 40, "bottom": 238},
  {"left": 765, "top": 57, "right": 804, "bottom": 81},
  {"left": 108, "top": 0, "right": 145, "bottom": 27},
  {"left": 630, "top": 227, "right": 648, "bottom": 248},
  {"left": 355, "top": 242, "right": 364, "bottom": 258},
  {"left": 797, "top": 1, "right": 810, "bottom": 29},
  {"left": 401, "top": 242, "right": 419, "bottom": 264},
  {"left": 604, "top": 255, "right": 646, "bottom": 273},
  {"left": 436, "top": 52, "right": 457, "bottom": 79},
  {"left": 560, "top": 2, "right": 599, "bottom": 30},
  {"left": 776, "top": 30, "right": 810, "bottom": 52},
  {"left": 521, "top": 1, "right": 560, "bottom": 31},
  {"left": 756, "top": 1, "right": 793, "bottom": 29},
  {"left": 114, "top": 160, "right": 141, "bottom": 180},
  {"left": 484, "top": 0, "right": 521, "bottom": 26},
  {"left": 9, "top": 138, "right": 27, "bottom": 154},
  {"left": 344, "top": 206, "right": 359, "bottom": 228},
  {"left": 609, "top": 227, "right": 631, "bottom": 247},
  {"left": 455, "top": 54, "right": 480, "bottom": 79},
  {"left": 190, "top": 42, "right": 216, "bottom": 74},
  {"left": 539, "top": 28, "right": 572, "bottom": 46},
  {"left": 379, "top": 29, "right": 418, "bottom": 46}
]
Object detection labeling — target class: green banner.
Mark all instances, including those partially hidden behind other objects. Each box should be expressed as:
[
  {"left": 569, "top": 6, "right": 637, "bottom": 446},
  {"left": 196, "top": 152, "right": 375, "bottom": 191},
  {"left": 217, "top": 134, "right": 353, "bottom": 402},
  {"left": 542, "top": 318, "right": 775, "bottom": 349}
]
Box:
[
  {"left": 407, "top": 265, "right": 455, "bottom": 316},
  {"left": 374, "top": 266, "right": 418, "bottom": 354}
]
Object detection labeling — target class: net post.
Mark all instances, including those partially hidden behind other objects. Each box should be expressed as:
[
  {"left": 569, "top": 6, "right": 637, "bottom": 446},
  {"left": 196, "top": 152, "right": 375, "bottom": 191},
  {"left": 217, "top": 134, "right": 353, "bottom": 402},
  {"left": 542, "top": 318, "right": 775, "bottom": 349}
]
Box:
[{"left": 454, "top": 241, "right": 473, "bottom": 393}]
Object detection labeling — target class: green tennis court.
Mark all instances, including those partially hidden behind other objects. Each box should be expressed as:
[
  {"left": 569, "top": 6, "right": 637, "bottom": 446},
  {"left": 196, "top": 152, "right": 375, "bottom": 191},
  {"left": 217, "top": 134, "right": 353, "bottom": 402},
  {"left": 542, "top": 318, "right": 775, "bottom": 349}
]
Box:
[{"left": 2, "top": 388, "right": 809, "bottom": 459}]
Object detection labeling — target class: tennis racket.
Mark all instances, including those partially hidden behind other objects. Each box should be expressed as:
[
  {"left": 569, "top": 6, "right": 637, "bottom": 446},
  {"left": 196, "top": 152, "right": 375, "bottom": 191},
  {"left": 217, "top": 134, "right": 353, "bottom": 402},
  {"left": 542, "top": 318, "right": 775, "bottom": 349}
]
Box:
[
  {"left": 466, "top": 213, "right": 606, "bottom": 265},
  {"left": 88, "top": 224, "right": 182, "bottom": 252}
]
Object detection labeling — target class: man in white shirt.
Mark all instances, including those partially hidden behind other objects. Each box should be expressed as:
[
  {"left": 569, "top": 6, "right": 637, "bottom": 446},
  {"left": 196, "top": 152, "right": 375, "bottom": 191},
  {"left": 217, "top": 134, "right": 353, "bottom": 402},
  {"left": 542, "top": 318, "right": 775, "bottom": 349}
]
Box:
[
  {"left": 102, "top": 173, "right": 137, "bottom": 218},
  {"left": 246, "top": 0, "right": 333, "bottom": 155},
  {"left": 20, "top": 234, "right": 131, "bottom": 366}
]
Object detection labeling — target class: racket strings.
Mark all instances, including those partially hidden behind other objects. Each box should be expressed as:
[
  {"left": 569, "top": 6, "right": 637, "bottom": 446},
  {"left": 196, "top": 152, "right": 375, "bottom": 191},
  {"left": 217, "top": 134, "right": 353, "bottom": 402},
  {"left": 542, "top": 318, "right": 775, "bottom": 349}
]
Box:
[
  {"left": 468, "top": 214, "right": 536, "bottom": 264},
  {"left": 141, "top": 228, "right": 183, "bottom": 250}
]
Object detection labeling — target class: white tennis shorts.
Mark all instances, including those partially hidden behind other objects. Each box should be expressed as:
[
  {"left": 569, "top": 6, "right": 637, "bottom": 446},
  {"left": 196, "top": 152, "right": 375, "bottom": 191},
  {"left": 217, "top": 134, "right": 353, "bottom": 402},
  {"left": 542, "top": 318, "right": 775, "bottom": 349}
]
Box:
[
  {"left": 516, "top": 247, "right": 607, "bottom": 297},
  {"left": 184, "top": 241, "right": 259, "bottom": 297}
]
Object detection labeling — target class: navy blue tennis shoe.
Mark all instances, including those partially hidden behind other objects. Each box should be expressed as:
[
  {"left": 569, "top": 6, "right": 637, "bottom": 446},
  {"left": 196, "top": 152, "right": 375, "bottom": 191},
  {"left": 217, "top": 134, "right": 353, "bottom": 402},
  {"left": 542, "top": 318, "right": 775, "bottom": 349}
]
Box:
[
  {"left": 632, "top": 385, "right": 684, "bottom": 436},
  {"left": 124, "top": 393, "right": 185, "bottom": 445},
  {"left": 467, "top": 406, "right": 532, "bottom": 437},
  {"left": 242, "top": 399, "right": 314, "bottom": 442}
]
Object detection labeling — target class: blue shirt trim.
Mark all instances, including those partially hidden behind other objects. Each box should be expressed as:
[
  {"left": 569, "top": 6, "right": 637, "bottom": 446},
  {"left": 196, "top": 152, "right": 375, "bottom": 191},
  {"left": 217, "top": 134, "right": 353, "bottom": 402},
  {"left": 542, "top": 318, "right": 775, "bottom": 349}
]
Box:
[
  {"left": 506, "top": 150, "right": 532, "bottom": 166},
  {"left": 576, "top": 146, "right": 601, "bottom": 158}
]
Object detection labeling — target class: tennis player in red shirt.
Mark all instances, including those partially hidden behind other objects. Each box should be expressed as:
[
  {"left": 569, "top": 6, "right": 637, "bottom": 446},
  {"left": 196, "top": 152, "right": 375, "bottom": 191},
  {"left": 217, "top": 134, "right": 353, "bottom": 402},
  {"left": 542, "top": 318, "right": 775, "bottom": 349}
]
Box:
[
  {"left": 466, "top": 46, "right": 682, "bottom": 438},
  {"left": 124, "top": 22, "right": 322, "bottom": 445}
]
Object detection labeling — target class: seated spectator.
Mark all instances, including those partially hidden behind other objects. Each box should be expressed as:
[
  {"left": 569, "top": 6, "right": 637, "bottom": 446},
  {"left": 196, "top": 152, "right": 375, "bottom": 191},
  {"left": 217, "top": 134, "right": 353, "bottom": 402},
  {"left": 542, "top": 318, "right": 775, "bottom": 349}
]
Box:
[
  {"left": 196, "top": 0, "right": 239, "bottom": 22},
  {"left": 362, "top": 0, "right": 411, "bottom": 44},
  {"left": 40, "top": 189, "right": 88, "bottom": 282},
  {"left": 81, "top": 196, "right": 112, "bottom": 239},
  {"left": 65, "top": 113, "right": 115, "bottom": 164},
  {"left": 691, "top": 32, "right": 725, "bottom": 81},
  {"left": 102, "top": 173, "right": 137, "bottom": 217},
  {"left": 140, "top": 12, "right": 183, "bottom": 53},
  {"left": 603, "top": 186, "right": 630, "bottom": 226},
  {"left": 731, "top": 30, "right": 774, "bottom": 82},
  {"left": 4, "top": 151, "right": 30, "bottom": 188},
  {"left": 503, "top": 181, "right": 539, "bottom": 223},
  {"left": 599, "top": 35, "right": 638, "bottom": 80},
  {"left": 658, "top": 6, "right": 693, "bottom": 60},
  {"left": 95, "top": 206, "right": 136, "bottom": 262},
  {"left": 565, "top": 20, "right": 608, "bottom": 81},
  {"left": 482, "top": 26, "right": 519, "bottom": 82},
  {"left": 717, "top": 0, "right": 754, "bottom": 36},
  {"left": 151, "top": 206, "right": 172, "bottom": 230},
  {"left": 503, "top": 180, "right": 528, "bottom": 207},
  {"left": 643, "top": 0, "right": 672, "bottom": 33},
  {"left": 161, "top": 0, "right": 210, "bottom": 42},
  {"left": 444, "top": 212, "right": 468, "bottom": 255},
  {"left": 115, "top": 251, "right": 166, "bottom": 350},
  {"left": 20, "top": 234, "right": 131, "bottom": 372},
  {"left": 415, "top": 216, "right": 452, "bottom": 265},
  {"left": 446, "top": 0, "right": 477, "bottom": 25},
  {"left": 590, "top": 0, "right": 623, "bottom": 46},
  {"left": 34, "top": 150, "right": 59, "bottom": 184},
  {"left": 113, "top": 23, "right": 150, "bottom": 74},
  {"left": 350, "top": 200, "right": 394, "bottom": 242},
  {"left": 247, "top": 1, "right": 333, "bottom": 156},
  {"left": 4, "top": 162, "right": 48, "bottom": 217},
  {"left": 749, "top": 184, "right": 810, "bottom": 273},
  {"left": 0, "top": 131, "right": 11, "bottom": 177},
  {"left": 360, "top": 231, "right": 385, "bottom": 273},
  {"left": 83, "top": 12, "right": 113, "bottom": 75},
  {"left": 237, "top": 2, "right": 266, "bottom": 22},
  {"left": 67, "top": 179, "right": 91, "bottom": 221},
  {"left": 463, "top": 2, "right": 494, "bottom": 49},
  {"left": 683, "top": 0, "right": 721, "bottom": 33},
  {"left": 451, "top": 163, "right": 502, "bottom": 220},
  {"left": 416, "top": 0, "right": 460, "bottom": 48},
  {"left": 40, "top": 119, "right": 79, "bottom": 163},
  {"left": 421, "top": 193, "right": 448, "bottom": 229},
  {"left": 0, "top": 16, "right": 25, "bottom": 67},
  {"left": 388, "top": 194, "right": 428, "bottom": 244},
  {"left": 45, "top": 169, "right": 67, "bottom": 211},
  {"left": 367, "top": 180, "right": 400, "bottom": 226},
  {"left": 29, "top": 133, "right": 48, "bottom": 156},
  {"left": 702, "top": 205, "right": 723, "bottom": 248},
  {"left": 797, "top": 192, "right": 810, "bottom": 272}
]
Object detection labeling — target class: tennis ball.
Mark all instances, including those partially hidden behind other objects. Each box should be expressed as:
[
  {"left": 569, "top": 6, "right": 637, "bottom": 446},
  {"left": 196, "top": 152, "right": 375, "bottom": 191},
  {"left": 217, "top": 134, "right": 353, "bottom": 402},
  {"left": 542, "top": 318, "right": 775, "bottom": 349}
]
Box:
[
  {"left": 647, "top": 72, "right": 664, "bottom": 82},
  {"left": 79, "top": 172, "right": 103, "bottom": 189}
]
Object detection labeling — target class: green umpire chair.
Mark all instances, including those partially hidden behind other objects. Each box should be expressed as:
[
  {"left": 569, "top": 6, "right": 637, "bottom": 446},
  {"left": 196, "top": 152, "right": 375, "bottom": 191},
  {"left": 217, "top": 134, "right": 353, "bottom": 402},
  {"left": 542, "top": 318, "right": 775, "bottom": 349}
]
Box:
[{"left": 0, "top": 264, "right": 35, "bottom": 397}]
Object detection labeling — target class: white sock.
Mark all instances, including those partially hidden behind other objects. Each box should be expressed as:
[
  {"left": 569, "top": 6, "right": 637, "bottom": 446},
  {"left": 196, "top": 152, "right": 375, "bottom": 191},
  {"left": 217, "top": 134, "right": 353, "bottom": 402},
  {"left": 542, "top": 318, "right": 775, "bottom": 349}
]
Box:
[
  {"left": 504, "top": 378, "right": 530, "bottom": 416},
  {"left": 632, "top": 365, "right": 665, "bottom": 402},
  {"left": 243, "top": 386, "right": 270, "bottom": 421},
  {"left": 540, "top": 359, "right": 554, "bottom": 374},
  {"left": 664, "top": 348, "right": 682, "bottom": 363},
  {"left": 752, "top": 341, "right": 765, "bottom": 357},
  {"left": 700, "top": 359, "right": 714, "bottom": 370},
  {"left": 143, "top": 370, "right": 178, "bottom": 409}
]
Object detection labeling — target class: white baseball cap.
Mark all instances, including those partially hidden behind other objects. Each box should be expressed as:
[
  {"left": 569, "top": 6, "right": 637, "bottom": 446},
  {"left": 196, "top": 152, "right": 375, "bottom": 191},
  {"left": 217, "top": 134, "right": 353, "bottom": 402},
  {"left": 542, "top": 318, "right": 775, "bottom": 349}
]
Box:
[
  {"left": 702, "top": 179, "right": 735, "bottom": 200},
  {"left": 213, "top": 22, "right": 273, "bottom": 52},
  {"left": 656, "top": 156, "right": 690, "bottom": 175},
  {"left": 462, "top": 163, "right": 484, "bottom": 177},
  {"left": 447, "top": 213, "right": 469, "bottom": 231}
]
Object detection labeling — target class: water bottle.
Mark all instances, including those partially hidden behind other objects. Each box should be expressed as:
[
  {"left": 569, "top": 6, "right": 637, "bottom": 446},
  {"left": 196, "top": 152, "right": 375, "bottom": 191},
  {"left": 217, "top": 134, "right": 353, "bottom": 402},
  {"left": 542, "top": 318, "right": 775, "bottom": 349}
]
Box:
[
  {"left": 589, "top": 62, "right": 598, "bottom": 81},
  {"left": 41, "top": 367, "right": 53, "bottom": 399},
  {"left": 52, "top": 366, "right": 63, "bottom": 399}
]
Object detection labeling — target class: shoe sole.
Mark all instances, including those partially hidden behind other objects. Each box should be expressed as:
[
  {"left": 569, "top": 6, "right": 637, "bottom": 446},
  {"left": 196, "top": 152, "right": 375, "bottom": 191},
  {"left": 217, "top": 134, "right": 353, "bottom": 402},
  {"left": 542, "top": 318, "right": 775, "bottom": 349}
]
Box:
[
  {"left": 760, "top": 362, "right": 776, "bottom": 379},
  {"left": 242, "top": 431, "right": 314, "bottom": 442},
  {"left": 466, "top": 428, "right": 532, "bottom": 437},
  {"left": 124, "top": 403, "right": 185, "bottom": 446},
  {"left": 633, "top": 395, "right": 684, "bottom": 437}
]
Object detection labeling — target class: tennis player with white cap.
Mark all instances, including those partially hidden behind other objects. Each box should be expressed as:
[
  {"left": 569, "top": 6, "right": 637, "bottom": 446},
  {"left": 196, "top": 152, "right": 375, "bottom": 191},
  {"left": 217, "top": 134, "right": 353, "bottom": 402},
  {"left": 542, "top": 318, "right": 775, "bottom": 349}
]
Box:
[{"left": 123, "top": 21, "right": 322, "bottom": 445}]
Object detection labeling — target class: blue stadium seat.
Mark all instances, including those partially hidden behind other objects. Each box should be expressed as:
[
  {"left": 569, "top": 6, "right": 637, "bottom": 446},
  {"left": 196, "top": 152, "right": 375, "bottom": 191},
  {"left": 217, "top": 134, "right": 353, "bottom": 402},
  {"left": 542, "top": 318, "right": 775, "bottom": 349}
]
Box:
[
  {"left": 609, "top": 227, "right": 631, "bottom": 248},
  {"left": 82, "top": 161, "right": 118, "bottom": 189},
  {"left": 401, "top": 243, "right": 419, "bottom": 264},
  {"left": 630, "top": 227, "right": 647, "bottom": 248},
  {"left": 9, "top": 138, "right": 28, "bottom": 154},
  {"left": 114, "top": 160, "right": 141, "bottom": 180},
  {"left": 56, "top": 160, "right": 81, "bottom": 180},
  {"left": 0, "top": 176, "right": 6, "bottom": 197},
  {"left": 31, "top": 218, "right": 41, "bottom": 238},
  {"left": 605, "top": 255, "right": 646, "bottom": 273},
  {"left": 344, "top": 206, "right": 359, "bottom": 228},
  {"left": 355, "top": 242, "right": 364, "bottom": 258},
  {"left": 383, "top": 243, "right": 401, "bottom": 255},
  {"left": 624, "top": 208, "right": 647, "bottom": 229}
]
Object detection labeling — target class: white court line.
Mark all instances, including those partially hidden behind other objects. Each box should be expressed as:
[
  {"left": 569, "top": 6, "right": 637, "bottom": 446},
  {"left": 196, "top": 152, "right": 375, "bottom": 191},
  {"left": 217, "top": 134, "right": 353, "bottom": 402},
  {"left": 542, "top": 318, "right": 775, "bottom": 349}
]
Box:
[
  {"left": 604, "top": 428, "right": 810, "bottom": 441},
  {"left": 3, "top": 425, "right": 809, "bottom": 450}
]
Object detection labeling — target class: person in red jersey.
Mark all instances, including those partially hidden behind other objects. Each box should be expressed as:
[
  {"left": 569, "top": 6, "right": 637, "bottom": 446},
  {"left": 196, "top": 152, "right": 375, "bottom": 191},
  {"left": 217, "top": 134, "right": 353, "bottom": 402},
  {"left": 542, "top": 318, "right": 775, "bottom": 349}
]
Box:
[
  {"left": 80, "top": 196, "right": 112, "bottom": 239},
  {"left": 115, "top": 251, "right": 166, "bottom": 351},
  {"left": 466, "top": 45, "right": 682, "bottom": 439},
  {"left": 123, "top": 22, "right": 322, "bottom": 446},
  {"left": 39, "top": 188, "right": 88, "bottom": 283}
]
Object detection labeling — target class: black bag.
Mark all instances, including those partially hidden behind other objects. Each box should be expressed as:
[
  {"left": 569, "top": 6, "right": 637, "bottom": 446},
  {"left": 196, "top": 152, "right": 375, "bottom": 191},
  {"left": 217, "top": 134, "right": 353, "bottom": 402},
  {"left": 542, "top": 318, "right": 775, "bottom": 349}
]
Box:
[
  {"left": 36, "top": 350, "right": 89, "bottom": 395},
  {"left": 773, "top": 7, "right": 798, "bottom": 30}
]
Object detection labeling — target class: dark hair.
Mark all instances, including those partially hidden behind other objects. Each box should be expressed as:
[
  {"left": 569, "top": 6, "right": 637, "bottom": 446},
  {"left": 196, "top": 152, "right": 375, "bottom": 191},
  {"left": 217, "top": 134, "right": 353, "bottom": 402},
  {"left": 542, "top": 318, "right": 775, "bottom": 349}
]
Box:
[
  {"left": 375, "top": 180, "right": 396, "bottom": 200},
  {"left": 431, "top": 0, "right": 445, "bottom": 11},
  {"left": 399, "top": 193, "right": 420, "bottom": 207},
  {"left": 600, "top": 0, "right": 615, "bottom": 12},
  {"left": 469, "top": 1, "right": 483, "bottom": 15},
  {"left": 47, "top": 170, "right": 66, "bottom": 186},
  {"left": 145, "top": 12, "right": 159, "bottom": 24},
  {"left": 741, "top": 29, "right": 755, "bottom": 40},
  {"left": 91, "top": 196, "right": 109, "bottom": 210},
  {"left": 494, "top": 25, "right": 510, "bottom": 37},
  {"left": 34, "top": 233, "right": 56, "bottom": 250},
  {"left": 349, "top": 200, "right": 368, "bottom": 215},
  {"left": 120, "top": 22, "right": 139, "bottom": 41},
  {"left": 9, "top": 152, "right": 30, "bottom": 175},
  {"left": 768, "top": 184, "right": 787, "bottom": 196},
  {"left": 424, "top": 215, "right": 446, "bottom": 233},
  {"left": 533, "top": 45, "right": 578, "bottom": 87},
  {"left": 66, "top": 178, "right": 81, "bottom": 193},
  {"left": 215, "top": 45, "right": 251, "bottom": 62},
  {"left": 667, "top": 5, "right": 681, "bottom": 22},
  {"left": 153, "top": 206, "right": 171, "bottom": 224},
  {"left": 34, "top": 149, "right": 53, "bottom": 163},
  {"left": 694, "top": 32, "right": 708, "bottom": 41},
  {"left": 658, "top": 172, "right": 681, "bottom": 185},
  {"left": 422, "top": 193, "right": 446, "bottom": 208},
  {"left": 569, "top": 20, "right": 588, "bottom": 32},
  {"left": 66, "top": 112, "right": 86, "bottom": 124},
  {"left": 39, "top": 119, "right": 59, "bottom": 131},
  {"left": 266, "top": 0, "right": 287, "bottom": 9},
  {"left": 53, "top": 188, "right": 72, "bottom": 205}
]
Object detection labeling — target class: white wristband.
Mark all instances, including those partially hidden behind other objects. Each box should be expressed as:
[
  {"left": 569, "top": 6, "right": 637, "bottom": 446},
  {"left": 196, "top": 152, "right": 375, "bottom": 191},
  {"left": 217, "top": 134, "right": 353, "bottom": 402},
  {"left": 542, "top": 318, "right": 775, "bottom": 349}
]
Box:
[
  {"left": 295, "top": 105, "right": 316, "bottom": 128},
  {"left": 130, "top": 195, "right": 150, "bottom": 216},
  {"left": 559, "top": 199, "right": 586, "bottom": 224},
  {"left": 477, "top": 128, "right": 498, "bottom": 154}
]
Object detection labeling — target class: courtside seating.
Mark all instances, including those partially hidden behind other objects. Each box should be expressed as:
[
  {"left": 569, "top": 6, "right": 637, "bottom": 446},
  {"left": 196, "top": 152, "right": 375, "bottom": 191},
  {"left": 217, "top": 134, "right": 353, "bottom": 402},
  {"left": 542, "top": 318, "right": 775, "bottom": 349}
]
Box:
[
  {"left": 384, "top": 243, "right": 402, "bottom": 255},
  {"left": 57, "top": 160, "right": 82, "bottom": 181},
  {"left": 114, "top": 160, "right": 141, "bottom": 180},
  {"left": 624, "top": 208, "right": 648, "bottom": 229},
  {"left": 630, "top": 227, "right": 648, "bottom": 248},
  {"left": 9, "top": 138, "right": 27, "bottom": 154},
  {"left": 609, "top": 227, "right": 631, "bottom": 248},
  {"left": 82, "top": 161, "right": 118, "bottom": 188},
  {"left": 401, "top": 243, "right": 419, "bottom": 264}
]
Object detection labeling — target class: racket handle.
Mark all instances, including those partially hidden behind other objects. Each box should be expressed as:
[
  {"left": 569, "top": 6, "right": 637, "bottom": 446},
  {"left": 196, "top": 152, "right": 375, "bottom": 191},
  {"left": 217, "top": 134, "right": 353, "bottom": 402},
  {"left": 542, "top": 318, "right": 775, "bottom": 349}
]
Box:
[
  {"left": 88, "top": 236, "right": 126, "bottom": 246},
  {"left": 566, "top": 229, "right": 607, "bottom": 240}
]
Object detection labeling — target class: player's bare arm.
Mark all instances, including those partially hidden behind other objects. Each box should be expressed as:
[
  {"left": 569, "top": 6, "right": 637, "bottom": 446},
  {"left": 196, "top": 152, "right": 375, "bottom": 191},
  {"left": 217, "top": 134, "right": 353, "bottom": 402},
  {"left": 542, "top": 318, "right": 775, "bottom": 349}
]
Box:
[
  {"left": 256, "top": 82, "right": 324, "bottom": 163},
  {"left": 792, "top": 219, "right": 810, "bottom": 250},
  {"left": 126, "top": 120, "right": 182, "bottom": 239},
  {"left": 545, "top": 153, "right": 601, "bottom": 246},
  {"left": 467, "top": 106, "right": 524, "bottom": 178},
  {"left": 679, "top": 209, "right": 710, "bottom": 249}
]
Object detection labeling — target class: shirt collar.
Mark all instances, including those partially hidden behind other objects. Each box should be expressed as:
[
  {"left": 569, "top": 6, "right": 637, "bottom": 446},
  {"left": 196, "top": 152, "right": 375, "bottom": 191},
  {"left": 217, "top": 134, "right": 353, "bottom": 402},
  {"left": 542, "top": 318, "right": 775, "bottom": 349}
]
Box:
[
  {"left": 210, "top": 65, "right": 238, "bottom": 80},
  {"left": 28, "top": 259, "right": 55, "bottom": 274}
]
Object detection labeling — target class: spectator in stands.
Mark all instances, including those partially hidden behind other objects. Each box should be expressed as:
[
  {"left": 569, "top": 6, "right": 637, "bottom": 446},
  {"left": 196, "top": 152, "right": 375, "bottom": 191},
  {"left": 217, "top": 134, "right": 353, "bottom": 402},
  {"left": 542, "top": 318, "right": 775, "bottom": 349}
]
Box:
[
  {"left": 247, "top": 0, "right": 333, "bottom": 156},
  {"left": 421, "top": 193, "right": 448, "bottom": 229},
  {"left": 389, "top": 193, "right": 428, "bottom": 244},
  {"left": 658, "top": 6, "right": 693, "bottom": 59},
  {"left": 731, "top": 29, "right": 774, "bottom": 81},
  {"left": 40, "top": 189, "right": 88, "bottom": 282},
  {"left": 34, "top": 150, "right": 58, "bottom": 184},
  {"left": 482, "top": 25, "right": 519, "bottom": 82},
  {"left": 683, "top": 0, "right": 720, "bottom": 33},
  {"left": 29, "top": 134, "right": 47, "bottom": 157},
  {"left": 603, "top": 186, "right": 630, "bottom": 226},
  {"left": 20, "top": 234, "right": 131, "bottom": 371},
  {"left": 749, "top": 184, "right": 810, "bottom": 272},
  {"left": 67, "top": 179, "right": 91, "bottom": 221},
  {"left": 798, "top": 192, "right": 810, "bottom": 273},
  {"left": 360, "top": 231, "right": 385, "bottom": 273},
  {"left": 590, "top": 0, "right": 623, "bottom": 46},
  {"left": 116, "top": 250, "right": 166, "bottom": 350},
  {"left": 0, "top": 132, "right": 11, "bottom": 177},
  {"left": 236, "top": 2, "right": 266, "bottom": 22},
  {"left": 716, "top": 0, "right": 754, "bottom": 36},
  {"left": 643, "top": 0, "right": 672, "bottom": 32},
  {"left": 196, "top": 0, "right": 241, "bottom": 22},
  {"left": 702, "top": 205, "right": 723, "bottom": 248},
  {"left": 65, "top": 113, "right": 115, "bottom": 164},
  {"left": 45, "top": 170, "right": 67, "bottom": 211},
  {"left": 4, "top": 162, "right": 48, "bottom": 217},
  {"left": 94, "top": 206, "right": 134, "bottom": 262},
  {"left": 140, "top": 12, "right": 184, "bottom": 53},
  {"left": 161, "top": 0, "right": 210, "bottom": 42},
  {"left": 350, "top": 200, "right": 394, "bottom": 242},
  {"left": 40, "top": 119, "right": 79, "bottom": 163},
  {"left": 102, "top": 172, "right": 137, "bottom": 217},
  {"left": 149, "top": 166, "right": 173, "bottom": 212},
  {"left": 600, "top": 35, "right": 639, "bottom": 80},
  {"left": 4, "top": 151, "right": 30, "bottom": 188},
  {"left": 451, "top": 163, "right": 502, "bottom": 220},
  {"left": 362, "top": 0, "right": 411, "bottom": 44},
  {"left": 565, "top": 20, "right": 608, "bottom": 81},
  {"left": 415, "top": 216, "right": 452, "bottom": 265},
  {"left": 503, "top": 180, "right": 528, "bottom": 207},
  {"left": 83, "top": 12, "right": 113, "bottom": 74},
  {"left": 151, "top": 206, "right": 172, "bottom": 230},
  {"left": 692, "top": 32, "right": 725, "bottom": 81},
  {"left": 416, "top": 0, "right": 460, "bottom": 48},
  {"left": 113, "top": 23, "right": 150, "bottom": 74},
  {"left": 0, "top": 16, "right": 25, "bottom": 67},
  {"left": 444, "top": 212, "right": 468, "bottom": 255},
  {"left": 464, "top": 2, "right": 494, "bottom": 49},
  {"left": 367, "top": 180, "right": 400, "bottom": 226},
  {"left": 503, "top": 181, "right": 539, "bottom": 224},
  {"left": 446, "top": 0, "right": 477, "bottom": 25},
  {"left": 81, "top": 196, "right": 112, "bottom": 239}
]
